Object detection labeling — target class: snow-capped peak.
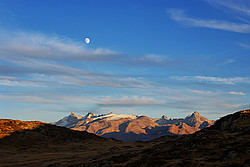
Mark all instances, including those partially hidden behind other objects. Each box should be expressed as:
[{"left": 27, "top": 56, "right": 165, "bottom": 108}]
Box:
[
  {"left": 54, "top": 112, "right": 139, "bottom": 128},
  {"left": 83, "top": 112, "right": 138, "bottom": 121},
  {"left": 54, "top": 112, "right": 82, "bottom": 128},
  {"left": 83, "top": 112, "right": 96, "bottom": 119},
  {"left": 91, "top": 113, "right": 117, "bottom": 121}
]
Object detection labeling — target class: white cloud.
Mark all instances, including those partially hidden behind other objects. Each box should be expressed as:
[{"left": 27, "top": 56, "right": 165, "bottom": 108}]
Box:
[
  {"left": 194, "top": 76, "right": 249, "bottom": 84},
  {"left": 188, "top": 89, "right": 212, "bottom": 95},
  {"left": 222, "top": 59, "right": 235, "bottom": 65},
  {"left": 229, "top": 91, "right": 246, "bottom": 95},
  {"left": 167, "top": 8, "right": 250, "bottom": 33},
  {"left": 0, "top": 76, "right": 39, "bottom": 86},
  {"left": 206, "top": 0, "right": 250, "bottom": 16},
  {"left": 171, "top": 75, "right": 250, "bottom": 85}
]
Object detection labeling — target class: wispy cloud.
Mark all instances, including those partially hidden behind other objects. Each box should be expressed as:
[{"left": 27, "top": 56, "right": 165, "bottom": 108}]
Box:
[
  {"left": 0, "top": 76, "right": 40, "bottom": 86},
  {"left": 0, "top": 54, "right": 152, "bottom": 89},
  {"left": 0, "top": 31, "right": 118, "bottom": 62},
  {"left": 188, "top": 89, "right": 212, "bottom": 95},
  {"left": 206, "top": 0, "right": 250, "bottom": 16},
  {"left": 238, "top": 42, "right": 250, "bottom": 50},
  {"left": 0, "top": 30, "right": 173, "bottom": 68},
  {"left": 167, "top": 8, "right": 250, "bottom": 33},
  {"left": 171, "top": 76, "right": 250, "bottom": 85},
  {"left": 229, "top": 91, "right": 246, "bottom": 95},
  {"left": 221, "top": 59, "right": 235, "bottom": 65}
]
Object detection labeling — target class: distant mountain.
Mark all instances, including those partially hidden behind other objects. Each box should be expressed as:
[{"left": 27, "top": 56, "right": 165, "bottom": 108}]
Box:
[
  {"left": 114, "top": 109, "right": 250, "bottom": 166},
  {"left": 54, "top": 111, "right": 214, "bottom": 141}
]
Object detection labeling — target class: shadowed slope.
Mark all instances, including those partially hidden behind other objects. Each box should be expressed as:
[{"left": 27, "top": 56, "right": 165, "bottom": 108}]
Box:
[{"left": 0, "top": 119, "right": 160, "bottom": 167}]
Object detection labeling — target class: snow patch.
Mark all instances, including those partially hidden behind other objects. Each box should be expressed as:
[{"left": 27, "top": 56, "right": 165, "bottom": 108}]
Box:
[{"left": 106, "top": 114, "right": 137, "bottom": 121}]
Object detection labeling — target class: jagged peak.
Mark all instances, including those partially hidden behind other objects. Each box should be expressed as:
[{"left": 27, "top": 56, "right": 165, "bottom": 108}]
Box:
[
  {"left": 191, "top": 111, "right": 201, "bottom": 117},
  {"left": 186, "top": 111, "right": 201, "bottom": 118},
  {"left": 70, "top": 112, "right": 77, "bottom": 117},
  {"left": 161, "top": 115, "right": 168, "bottom": 120},
  {"left": 69, "top": 112, "right": 82, "bottom": 119}
]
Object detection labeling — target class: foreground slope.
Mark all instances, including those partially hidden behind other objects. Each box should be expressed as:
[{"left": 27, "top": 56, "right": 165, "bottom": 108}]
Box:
[
  {"left": 55, "top": 111, "right": 214, "bottom": 141},
  {"left": 0, "top": 119, "right": 162, "bottom": 167}
]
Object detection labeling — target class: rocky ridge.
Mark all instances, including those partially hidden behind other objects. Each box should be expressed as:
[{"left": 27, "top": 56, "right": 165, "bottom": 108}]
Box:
[{"left": 55, "top": 111, "right": 214, "bottom": 141}]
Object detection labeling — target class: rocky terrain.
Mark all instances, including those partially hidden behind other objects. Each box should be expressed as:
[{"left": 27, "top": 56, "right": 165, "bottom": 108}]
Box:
[
  {"left": 0, "top": 109, "right": 249, "bottom": 167},
  {"left": 54, "top": 111, "right": 214, "bottom": 141}
]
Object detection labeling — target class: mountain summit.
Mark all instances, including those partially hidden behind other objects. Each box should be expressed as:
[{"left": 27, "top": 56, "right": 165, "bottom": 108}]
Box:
[
  {"left": 184, "top": 111, "right": 214, "bottom": 129},
  {"left": 54, "top": 111, "right": 214, "bottom": 141},
  {"left": 54, "top": 112, "right": 82, "bottom": 128}
]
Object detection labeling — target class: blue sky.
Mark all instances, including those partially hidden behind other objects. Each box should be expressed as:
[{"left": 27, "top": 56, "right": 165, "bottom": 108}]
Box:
[{"left": 0, "top": 0, "right": 250, "bottom": 122}]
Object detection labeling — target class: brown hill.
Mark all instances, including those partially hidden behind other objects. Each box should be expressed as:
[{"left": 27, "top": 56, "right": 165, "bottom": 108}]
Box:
[
  {"left": 0, "top": 119, "right": 160, "bottom": 167},
  {"left": 0, "top": 119, "right": 45, "bottom": 139}
]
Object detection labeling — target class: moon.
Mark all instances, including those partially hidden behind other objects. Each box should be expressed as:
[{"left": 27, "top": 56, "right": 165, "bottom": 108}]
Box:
[{"left": 85, "top": 37, "right": 90, "bottom": 44}]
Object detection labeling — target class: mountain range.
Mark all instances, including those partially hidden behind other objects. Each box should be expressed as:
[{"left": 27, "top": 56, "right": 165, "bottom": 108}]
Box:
[
  {"left": 0, "top": 109, "right": 249, "bottom": 166},
  {"left": 54, "top": 111, "right": 214, "bottom": 141}
]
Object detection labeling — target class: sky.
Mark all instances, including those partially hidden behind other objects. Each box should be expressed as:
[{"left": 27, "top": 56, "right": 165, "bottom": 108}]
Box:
[{"left": 0, "top": 0, "right": 250, "bottom": 122}]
